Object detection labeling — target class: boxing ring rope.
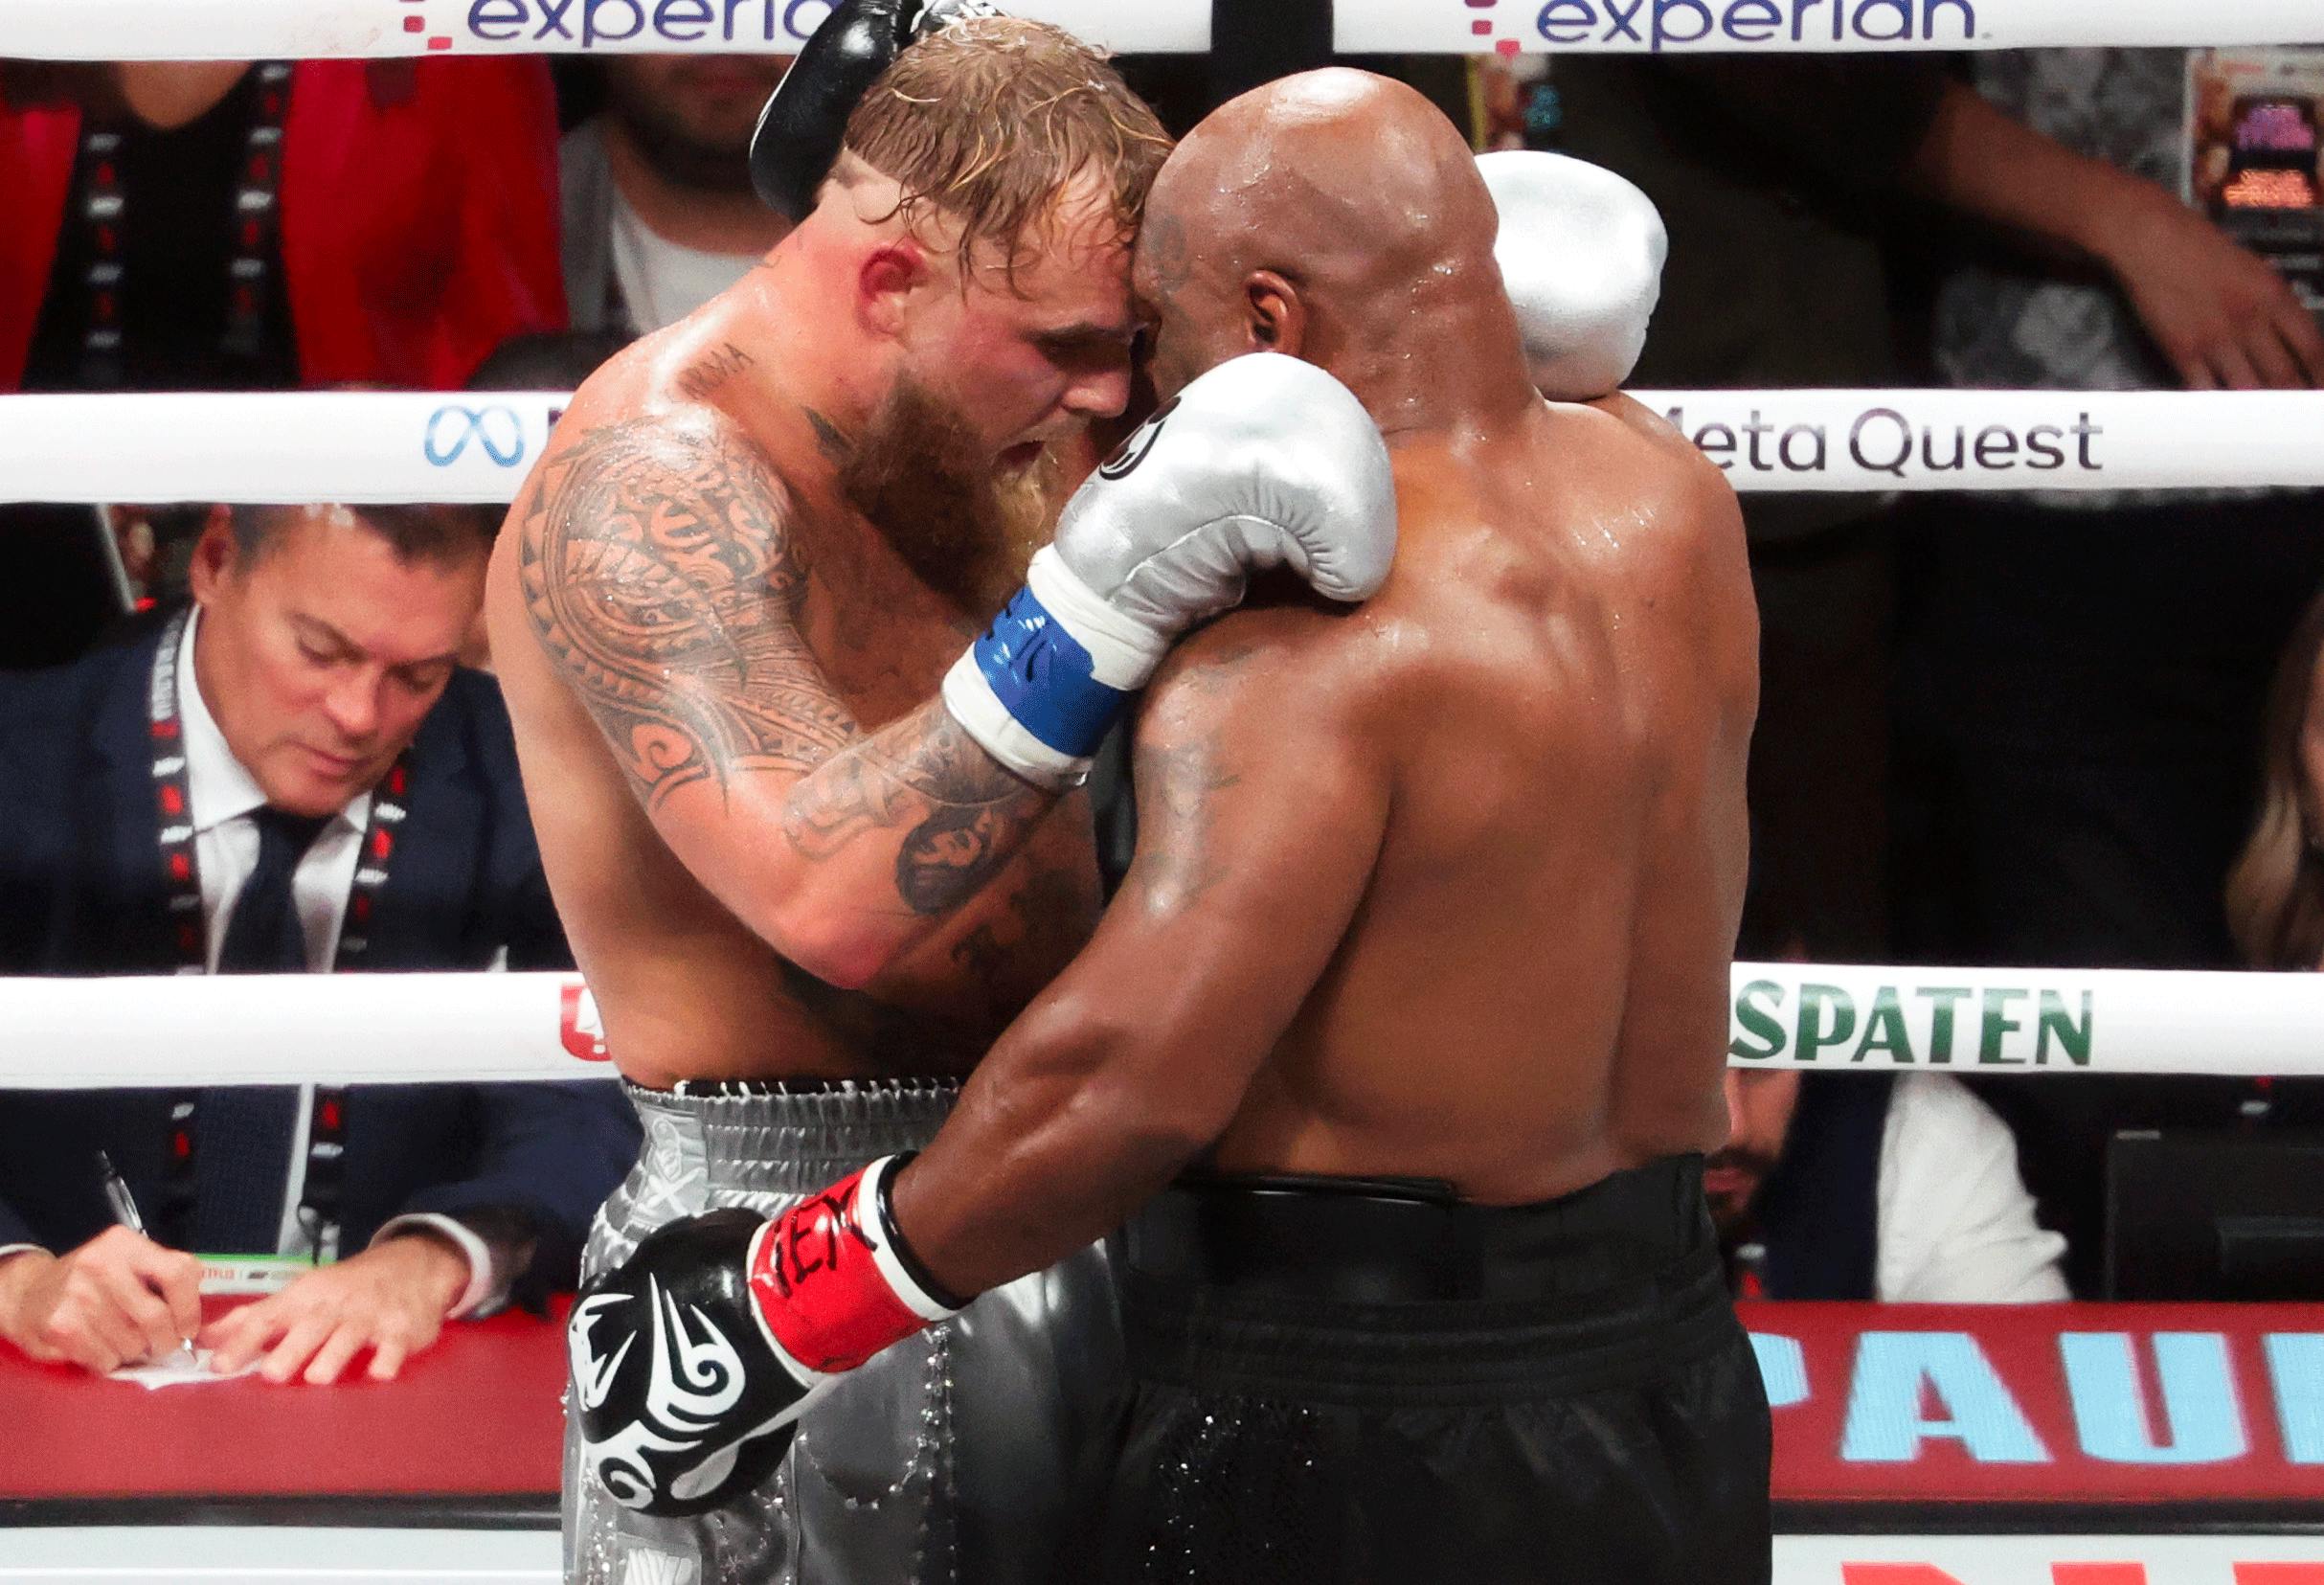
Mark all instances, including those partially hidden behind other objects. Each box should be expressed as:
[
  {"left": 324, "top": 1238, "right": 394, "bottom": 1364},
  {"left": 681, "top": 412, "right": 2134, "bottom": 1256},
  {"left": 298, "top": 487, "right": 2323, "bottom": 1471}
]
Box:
[
  {"left": 10, "top": 388, "right": 2324, "bottom": 503},
  {"left": 3, "top": 0, "right": 2320, "bottom": 58},
  {"left": 0, "top": 964, "right": 2311, "bottom": 1086}
]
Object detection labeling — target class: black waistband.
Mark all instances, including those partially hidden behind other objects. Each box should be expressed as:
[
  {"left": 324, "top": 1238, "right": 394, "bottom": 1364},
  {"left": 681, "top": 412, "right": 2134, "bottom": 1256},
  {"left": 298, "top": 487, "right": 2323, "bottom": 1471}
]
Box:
[
  {"left": 1124, "top": 1154, "right": 1714, "bottom": 1306},
  {"left": 1117, "top": 1157, "right": 1737, "bottom": 1405}
]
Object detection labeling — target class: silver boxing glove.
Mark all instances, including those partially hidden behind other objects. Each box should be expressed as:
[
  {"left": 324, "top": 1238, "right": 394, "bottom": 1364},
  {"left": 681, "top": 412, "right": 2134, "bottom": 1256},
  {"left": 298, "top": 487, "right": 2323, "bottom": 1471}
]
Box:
[
  {"left": 1478, "top": 149, "right": 1668, "bottom": 402},
  {"left": 943, "top": 352, "right": 1397, "bottom": 787}
]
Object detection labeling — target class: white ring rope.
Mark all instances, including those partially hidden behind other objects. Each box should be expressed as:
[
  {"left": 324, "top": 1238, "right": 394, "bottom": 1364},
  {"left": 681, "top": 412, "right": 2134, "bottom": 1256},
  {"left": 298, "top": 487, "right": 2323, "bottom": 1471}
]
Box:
[
  {"left": 3, "top": 0, "right": 2318, "bottom": 59},
  {"left": 10, "top": 389, "right": 2324, "bottom": 505},
  {"left": 0, "top": 965, "right": 2311, "bottom": 1087}
]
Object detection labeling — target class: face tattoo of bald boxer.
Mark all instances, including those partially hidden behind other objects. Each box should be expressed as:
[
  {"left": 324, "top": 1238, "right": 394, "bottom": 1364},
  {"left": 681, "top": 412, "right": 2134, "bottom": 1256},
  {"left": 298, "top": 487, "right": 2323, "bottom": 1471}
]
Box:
[
  {"left": 487, "top": 10, "right": 1398, "bottom": 1583},
  {"left": 560, "top": 66, "right": 1769, "bottom": 1585}
]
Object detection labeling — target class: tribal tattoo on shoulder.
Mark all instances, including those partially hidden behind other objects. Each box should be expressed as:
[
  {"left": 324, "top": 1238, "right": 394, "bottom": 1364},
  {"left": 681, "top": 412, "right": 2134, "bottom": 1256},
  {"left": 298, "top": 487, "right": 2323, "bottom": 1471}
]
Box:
[
  {"left": 516, "top": 416, "right": 856, "bottom": 809},
  {"left": 521, "top": 415, "right": 1056, "bottom": 916}
]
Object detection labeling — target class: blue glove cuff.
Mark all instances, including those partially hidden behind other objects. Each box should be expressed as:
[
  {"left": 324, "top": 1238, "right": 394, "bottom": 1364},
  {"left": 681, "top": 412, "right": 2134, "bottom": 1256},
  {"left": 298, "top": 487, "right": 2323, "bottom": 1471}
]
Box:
[{"left": 970, "top": 584, "right": 1131, "bottom": 759}]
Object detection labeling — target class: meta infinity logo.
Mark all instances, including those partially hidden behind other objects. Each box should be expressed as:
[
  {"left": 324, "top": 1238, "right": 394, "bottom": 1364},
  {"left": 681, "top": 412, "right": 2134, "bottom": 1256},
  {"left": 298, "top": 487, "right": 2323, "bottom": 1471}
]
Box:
[{"left": 423, "top": 404, "right": 527, "bottom": 467}]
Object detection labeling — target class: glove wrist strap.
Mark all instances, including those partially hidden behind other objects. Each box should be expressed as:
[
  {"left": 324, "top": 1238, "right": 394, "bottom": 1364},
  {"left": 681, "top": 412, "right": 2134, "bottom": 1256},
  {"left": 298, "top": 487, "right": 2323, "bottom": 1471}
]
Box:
[
  {"left": 943, "top": 549, "right": 1169, "bottom": 788},
  {"left": 746, "top": 1155, "right": 959, "bottom": 1376}
]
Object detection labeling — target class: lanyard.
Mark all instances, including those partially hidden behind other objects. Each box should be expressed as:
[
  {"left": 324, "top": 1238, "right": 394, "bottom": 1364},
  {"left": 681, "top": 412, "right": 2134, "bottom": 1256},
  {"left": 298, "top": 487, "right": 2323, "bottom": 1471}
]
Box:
[
  {"left": 147, "top": 608, "right": 413, "bottom": 1258},
  {"left": 73, "top": 62, "right": 291, "bottom": 388}
]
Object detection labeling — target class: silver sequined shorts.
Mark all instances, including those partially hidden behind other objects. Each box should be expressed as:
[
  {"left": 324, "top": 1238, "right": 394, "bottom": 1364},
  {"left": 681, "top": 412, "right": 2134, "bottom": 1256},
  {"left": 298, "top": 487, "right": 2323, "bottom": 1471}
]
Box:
[{"left": 563, "top": 1079, "right": 1121, "bottom": 1585}]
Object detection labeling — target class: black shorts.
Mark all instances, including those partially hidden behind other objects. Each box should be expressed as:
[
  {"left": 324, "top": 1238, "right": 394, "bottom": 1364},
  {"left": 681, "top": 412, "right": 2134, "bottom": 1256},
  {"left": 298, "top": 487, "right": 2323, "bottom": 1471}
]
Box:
[{"left": 1076, "top": 1155, "right": 1771, "bottom": 1585}]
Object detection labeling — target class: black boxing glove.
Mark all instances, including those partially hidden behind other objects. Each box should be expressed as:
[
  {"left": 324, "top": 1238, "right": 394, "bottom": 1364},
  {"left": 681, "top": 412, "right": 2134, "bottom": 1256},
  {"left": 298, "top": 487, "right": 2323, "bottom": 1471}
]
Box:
[
  {"left": 748, "top": 0, "right": 1004, "bottom": 219},
  {"left": 568, "top": 1158, "right": 961, "bottom": 1516}
]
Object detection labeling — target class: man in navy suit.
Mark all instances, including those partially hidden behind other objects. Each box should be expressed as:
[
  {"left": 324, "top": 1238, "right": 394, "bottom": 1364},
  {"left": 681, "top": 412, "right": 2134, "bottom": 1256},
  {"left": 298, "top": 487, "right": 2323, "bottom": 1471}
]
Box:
[{"left": 0, "top": 500, "right": 638, "bottom": 1383}]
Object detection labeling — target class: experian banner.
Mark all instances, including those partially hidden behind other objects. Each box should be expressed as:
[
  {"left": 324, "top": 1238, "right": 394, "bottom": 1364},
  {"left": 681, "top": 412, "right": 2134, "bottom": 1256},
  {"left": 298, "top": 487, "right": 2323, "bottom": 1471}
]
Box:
[
  {"left": 1338, "top": 0, "right": 2324, "bottom": 54},
  {"left": 0, "top": 0, "right": 1209, "bottom": 60},
  {"left": 13, "top": 0, "right": 2324, "bottom": 59}
]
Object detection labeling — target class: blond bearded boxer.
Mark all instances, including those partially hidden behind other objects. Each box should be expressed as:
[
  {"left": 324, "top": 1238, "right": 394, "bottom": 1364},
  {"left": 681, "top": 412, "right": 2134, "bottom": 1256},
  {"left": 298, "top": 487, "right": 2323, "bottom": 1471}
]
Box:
[{"left": 489, "top": 10, "right": 1397, "bottom": 1584}]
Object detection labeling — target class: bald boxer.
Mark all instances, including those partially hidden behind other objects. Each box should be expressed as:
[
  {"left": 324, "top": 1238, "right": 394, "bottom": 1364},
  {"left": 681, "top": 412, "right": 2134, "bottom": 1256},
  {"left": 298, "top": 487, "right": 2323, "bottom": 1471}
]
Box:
[
  {"left": 570, "top": 67, "right": 1766, "bottom": 1585},
  {"left": 492, "top": 17, "right": 1395, "bottom": 1585}
]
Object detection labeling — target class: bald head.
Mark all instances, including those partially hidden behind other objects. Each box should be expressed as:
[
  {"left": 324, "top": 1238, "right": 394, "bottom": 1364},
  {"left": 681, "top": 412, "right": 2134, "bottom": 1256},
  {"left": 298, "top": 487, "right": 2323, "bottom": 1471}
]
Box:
[{"left": 1134, "top": 70, "right": 1517, "bottom": 410}]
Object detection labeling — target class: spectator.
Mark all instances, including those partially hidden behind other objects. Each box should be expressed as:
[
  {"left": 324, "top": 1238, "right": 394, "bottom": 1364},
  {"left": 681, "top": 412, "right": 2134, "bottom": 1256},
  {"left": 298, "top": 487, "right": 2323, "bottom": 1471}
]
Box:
[
  {"left": 561, "top": 54, "right": 794, "bottom": 338},
  {"left": 1544, "top": 57, "right": 1950, "bottom": 962},
  {"left": 1714, "top": 1068, "right": 2068, "bottom": 1303},
  {"left": 1893, "top": 53, "right": 2324, "bottom": 1291},
  {"left": 0, "top": 58, "right": 567, "bottom": 669},
  {"left": 0, "top": 500, "right": 635, "bottom": 1382},
  {"left": 2227, "top": 581, "right": 2324, "bottom": 970},
  {"left": 0, "top": 59, "right": 565, "bottom": 393}
]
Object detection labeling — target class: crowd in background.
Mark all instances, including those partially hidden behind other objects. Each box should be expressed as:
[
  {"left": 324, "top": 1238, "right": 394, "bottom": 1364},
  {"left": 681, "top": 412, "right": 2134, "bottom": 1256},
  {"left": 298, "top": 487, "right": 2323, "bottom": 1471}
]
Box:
[{"left": 0, "top": 25, "right": 2320, "bottom": 1377}]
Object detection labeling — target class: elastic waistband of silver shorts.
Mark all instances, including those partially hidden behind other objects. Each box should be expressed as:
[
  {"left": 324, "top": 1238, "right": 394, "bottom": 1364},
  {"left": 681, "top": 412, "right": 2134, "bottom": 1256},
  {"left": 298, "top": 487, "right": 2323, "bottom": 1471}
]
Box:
[{"left": 623, "top": 1076, "right": 960, "bottom": 1193}]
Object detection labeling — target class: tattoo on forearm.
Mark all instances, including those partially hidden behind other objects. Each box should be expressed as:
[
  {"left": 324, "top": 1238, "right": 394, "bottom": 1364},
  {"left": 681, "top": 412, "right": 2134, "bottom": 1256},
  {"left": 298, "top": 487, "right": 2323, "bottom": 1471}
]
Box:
[
  {"left": 785, "top": 704, "right": 1051, "bottom": 915},
  {"left": 948, "top": 856, "right": 1098, "bottom": 1021},
  {"left": 675, "top": 343, "right": 754, "bottom": 402},
  {"left": 517, "top": 417, "right": 857, "bottom": 809}
]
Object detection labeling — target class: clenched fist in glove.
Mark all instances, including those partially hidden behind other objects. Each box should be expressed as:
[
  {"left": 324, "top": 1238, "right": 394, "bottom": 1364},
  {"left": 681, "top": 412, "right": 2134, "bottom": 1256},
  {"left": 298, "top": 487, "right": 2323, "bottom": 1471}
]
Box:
[{"left": 570, "top": 1156, "right": 958, "bottom": 1517}]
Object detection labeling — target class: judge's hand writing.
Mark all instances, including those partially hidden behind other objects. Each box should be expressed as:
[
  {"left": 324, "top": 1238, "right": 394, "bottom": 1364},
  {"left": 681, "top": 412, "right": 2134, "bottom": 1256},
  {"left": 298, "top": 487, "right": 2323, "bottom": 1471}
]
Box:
[{"left": 0, "top": 1228, "right": 203, "bottom": 1373}]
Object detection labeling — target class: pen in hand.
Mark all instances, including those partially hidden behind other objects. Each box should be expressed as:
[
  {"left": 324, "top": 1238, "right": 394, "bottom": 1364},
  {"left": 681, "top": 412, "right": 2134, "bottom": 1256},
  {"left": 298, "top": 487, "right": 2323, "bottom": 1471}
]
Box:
[
  {"left": 95, "top": 1150, "right": 145, "bottom": 1234},
  {"left": 94, "top": 1151, "right": 196, "bottom": 1365}
]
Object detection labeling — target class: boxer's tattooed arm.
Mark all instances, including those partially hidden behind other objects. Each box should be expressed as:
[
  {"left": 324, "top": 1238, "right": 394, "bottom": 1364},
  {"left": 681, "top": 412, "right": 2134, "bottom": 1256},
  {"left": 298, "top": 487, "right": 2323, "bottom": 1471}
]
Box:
[
  {"left": 516, "top": 416, "right": 857, "bottom": 810},
  {"left": 784, "top": 703, "right": 1052, "bottom": 916},
  {"left": 523, "top": 413, "right": 1061, "bottom": 935},
  {"left": 948, "top": 853, "right": 1101, "bottom": 1023}
]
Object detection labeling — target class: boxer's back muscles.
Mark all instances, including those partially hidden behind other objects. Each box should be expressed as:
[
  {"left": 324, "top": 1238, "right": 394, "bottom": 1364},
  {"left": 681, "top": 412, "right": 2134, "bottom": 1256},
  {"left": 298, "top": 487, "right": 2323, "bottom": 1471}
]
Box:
[
  {"left": 486, "top": 318, "right": 1098, "bottom": 1090},
  {"left": 1183, "top": 396, "right": 1755, "bottom": 1203}
]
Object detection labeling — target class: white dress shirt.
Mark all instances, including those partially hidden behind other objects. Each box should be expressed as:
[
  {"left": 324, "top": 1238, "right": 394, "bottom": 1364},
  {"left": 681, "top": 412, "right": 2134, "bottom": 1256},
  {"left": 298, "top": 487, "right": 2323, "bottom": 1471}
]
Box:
[
  {"left": 175, "top": 615, "right": 494, "bottom": 1311},
  {"left": 177, "top": 611, "right": 370, "bottom": 975},
  {"left": 1874, "top": 1074, "right": 2071, "bottom": 1303}
]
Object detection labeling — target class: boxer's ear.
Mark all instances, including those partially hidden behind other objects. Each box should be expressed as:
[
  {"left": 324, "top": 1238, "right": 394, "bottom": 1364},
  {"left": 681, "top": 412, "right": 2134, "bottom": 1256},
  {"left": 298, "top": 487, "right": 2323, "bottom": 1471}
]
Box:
[
  {"left": 1244, "top": 271, "right": 1308, "bottom": 360},
  {"left": 857, "top": 239, "right": 931, "bottom": 338}
]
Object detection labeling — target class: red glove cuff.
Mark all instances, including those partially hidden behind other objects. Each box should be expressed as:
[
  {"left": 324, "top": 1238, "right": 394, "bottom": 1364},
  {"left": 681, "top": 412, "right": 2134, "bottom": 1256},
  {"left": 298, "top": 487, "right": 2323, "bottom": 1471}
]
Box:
[{"left": 745, "top": 1155, "right": 959, "bottom": 1375}]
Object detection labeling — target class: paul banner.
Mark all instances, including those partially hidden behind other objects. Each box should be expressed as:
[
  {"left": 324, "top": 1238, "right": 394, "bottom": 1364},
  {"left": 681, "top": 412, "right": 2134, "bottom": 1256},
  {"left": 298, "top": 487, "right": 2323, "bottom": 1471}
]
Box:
[
  {"left": 1755, "top": 1302, "right": 2324, "bottom": 1583},
  {"left": 1744, "top": 1303, "right": 2324, "bottom": 1505}
]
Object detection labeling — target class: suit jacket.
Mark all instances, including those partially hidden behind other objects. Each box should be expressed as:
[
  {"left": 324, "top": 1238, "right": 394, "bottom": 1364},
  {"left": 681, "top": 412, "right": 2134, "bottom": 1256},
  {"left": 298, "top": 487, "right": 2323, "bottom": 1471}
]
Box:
[
  {"left": 0, "top": 616, "right": 637, "bottom": 1307},
  {"left": 0, "top": 58, "right": 567, "bottom": 392}
]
